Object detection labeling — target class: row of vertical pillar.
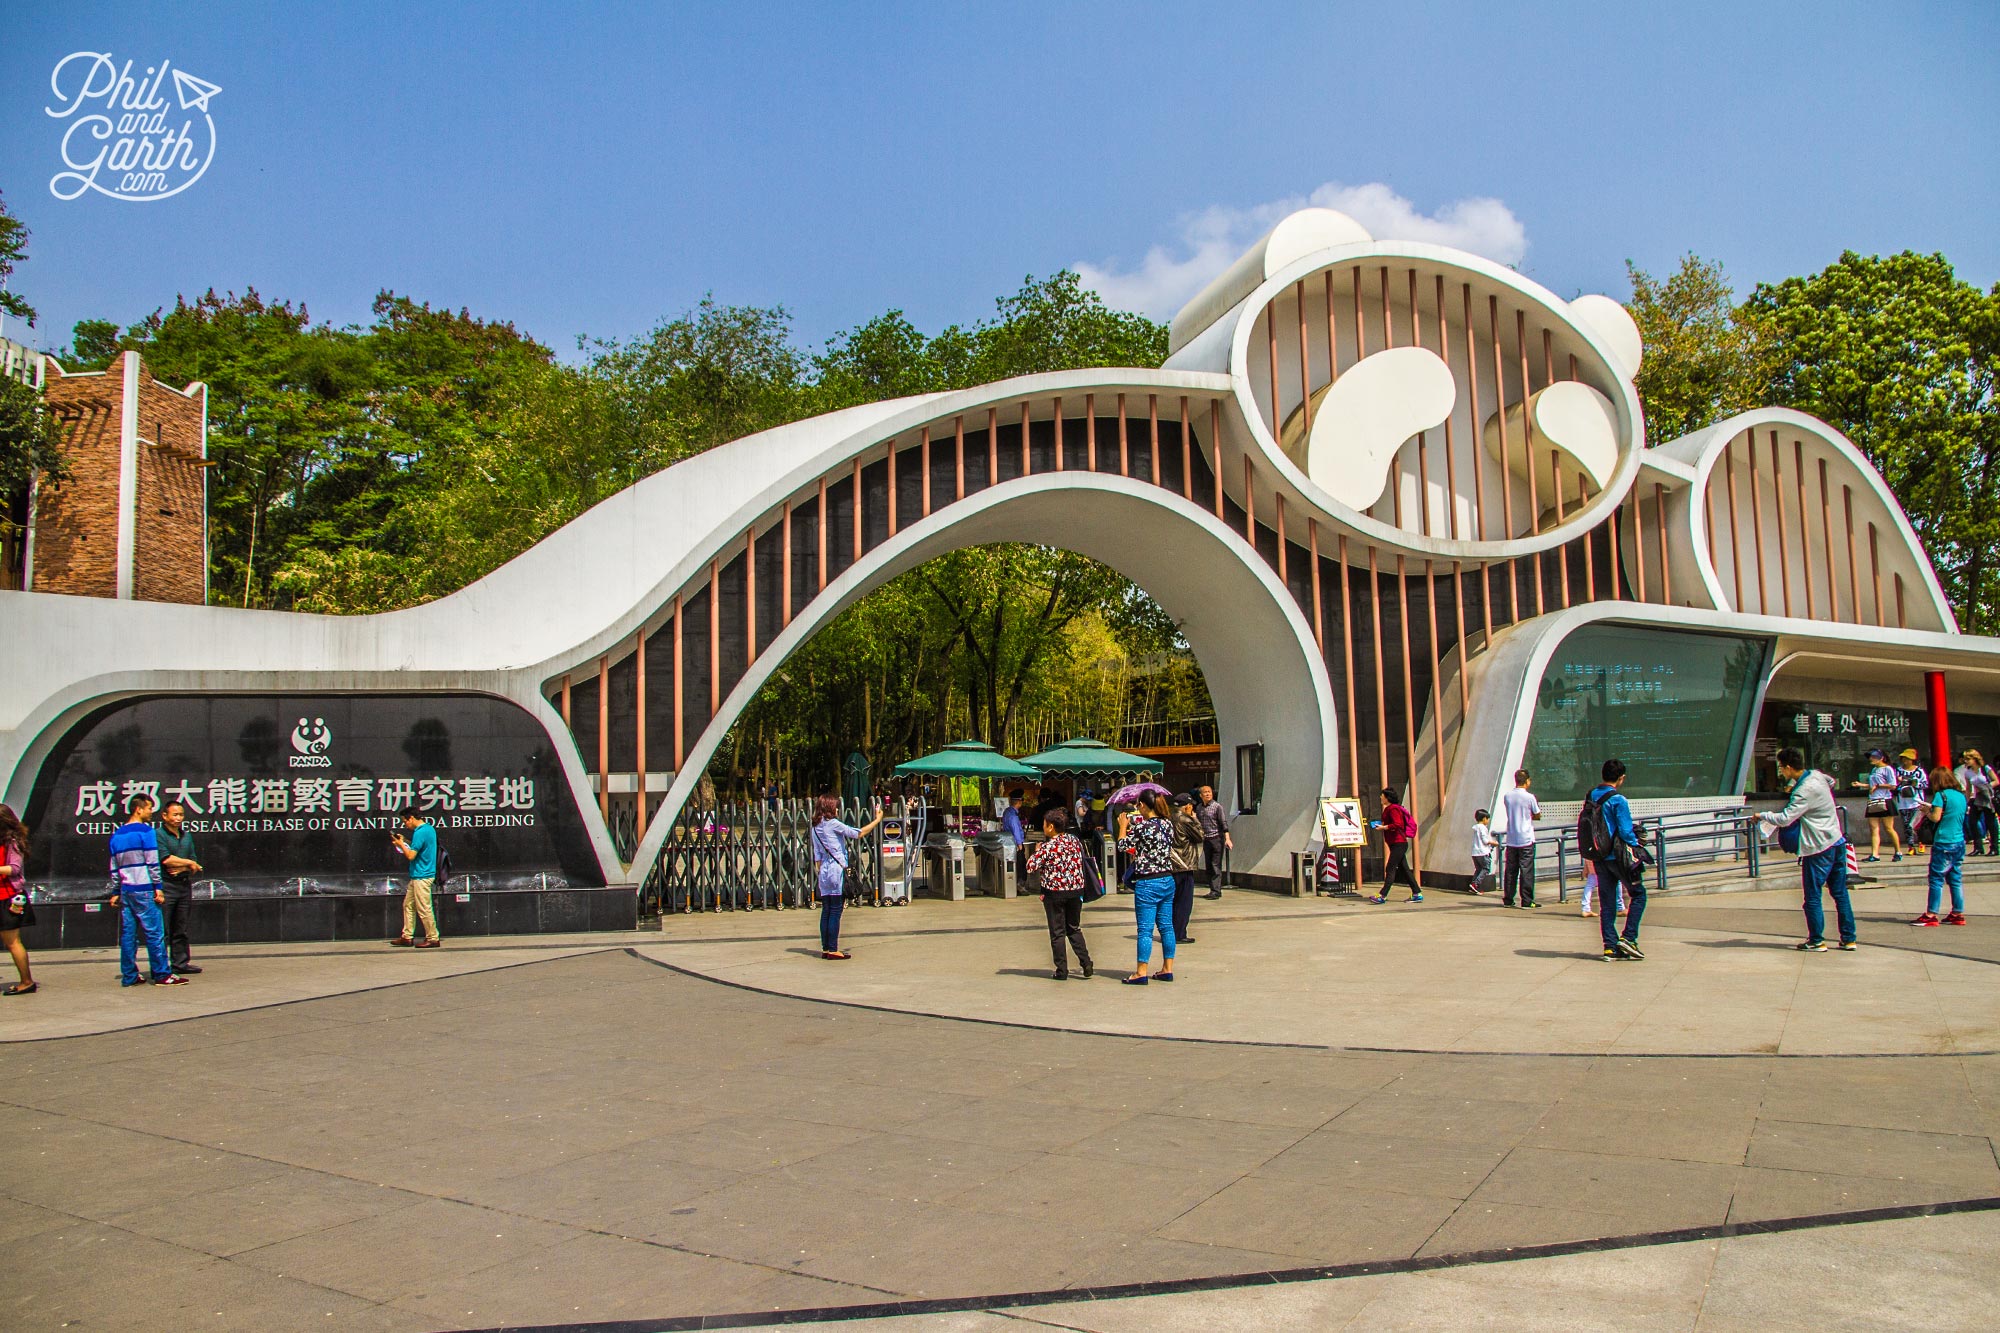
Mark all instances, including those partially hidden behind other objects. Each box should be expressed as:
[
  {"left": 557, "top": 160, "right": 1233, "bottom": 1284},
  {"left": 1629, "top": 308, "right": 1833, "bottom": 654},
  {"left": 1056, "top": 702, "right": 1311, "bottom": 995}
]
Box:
[
  {"left": 1704, "top": 429, "right": 1906, "bottom": 628},
  {"left": 556, "top": 396, "right": 1225, "bottom": 853}
]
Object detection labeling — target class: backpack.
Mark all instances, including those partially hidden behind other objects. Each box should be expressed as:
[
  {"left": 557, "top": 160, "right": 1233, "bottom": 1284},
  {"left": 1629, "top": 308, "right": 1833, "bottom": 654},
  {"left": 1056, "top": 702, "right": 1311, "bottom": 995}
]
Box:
[
  {"left": 1577, "top": 789, "right": 1618, "bottom": 861},
  {"left": 1776, "top": 771, "right": 1816, "bottom": 855}
]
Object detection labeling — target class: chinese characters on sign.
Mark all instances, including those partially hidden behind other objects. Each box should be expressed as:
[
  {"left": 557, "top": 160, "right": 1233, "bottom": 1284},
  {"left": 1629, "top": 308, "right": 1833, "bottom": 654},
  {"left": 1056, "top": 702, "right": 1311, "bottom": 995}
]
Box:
[
  {"left": 1786, "top": 710, "right": 1905, "bottom": 738},
  {"left": 1551, "top": 661, "right": 1683, "bottom": 709},
  {"left": 28, "top": 693, "right": 600, "bottom": 899},
  {"left": 75, "top": 775, "right": 537, "bottom": 823}
]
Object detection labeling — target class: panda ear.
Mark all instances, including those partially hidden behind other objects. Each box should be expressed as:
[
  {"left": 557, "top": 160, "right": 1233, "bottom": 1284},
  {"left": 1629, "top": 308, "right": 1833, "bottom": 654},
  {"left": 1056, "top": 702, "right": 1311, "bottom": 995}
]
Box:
[{"left": 1568, "top": 295, "right": 1642, "bottom": 377}]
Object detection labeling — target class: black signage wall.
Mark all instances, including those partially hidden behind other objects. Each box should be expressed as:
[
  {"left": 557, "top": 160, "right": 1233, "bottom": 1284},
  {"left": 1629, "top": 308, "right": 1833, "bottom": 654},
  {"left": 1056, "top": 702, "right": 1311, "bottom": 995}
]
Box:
[{"left": 24, "top": 693, "right": 602, "bottom": 900}]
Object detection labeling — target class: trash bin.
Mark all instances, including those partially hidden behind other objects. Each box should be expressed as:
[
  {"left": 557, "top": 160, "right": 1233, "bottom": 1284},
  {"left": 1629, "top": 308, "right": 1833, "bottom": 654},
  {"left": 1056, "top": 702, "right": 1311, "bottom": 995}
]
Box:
[
  {"left": 973, "top": 833, "right": 1018, "bottom": 899},
  {"left": 923, "top": 835, "right": 967, "bottom": 901},
  {"left": 1289, "top": 851, "right": 1314, "bottom": 897}
]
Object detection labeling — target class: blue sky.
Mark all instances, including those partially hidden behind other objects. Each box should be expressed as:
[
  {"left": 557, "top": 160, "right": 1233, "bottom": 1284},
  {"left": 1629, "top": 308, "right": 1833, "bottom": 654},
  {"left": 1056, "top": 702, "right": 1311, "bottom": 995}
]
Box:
[{"left": 3, "top": 2, "right": 1994, "bottom": 359}]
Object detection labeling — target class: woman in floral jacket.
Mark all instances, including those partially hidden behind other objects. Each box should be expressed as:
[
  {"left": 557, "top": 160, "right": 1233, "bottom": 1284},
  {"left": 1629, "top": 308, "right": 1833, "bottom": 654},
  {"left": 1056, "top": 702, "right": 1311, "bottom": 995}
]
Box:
[{"left": 1026, "top": 806, "right": 1094, "bottom": 980}]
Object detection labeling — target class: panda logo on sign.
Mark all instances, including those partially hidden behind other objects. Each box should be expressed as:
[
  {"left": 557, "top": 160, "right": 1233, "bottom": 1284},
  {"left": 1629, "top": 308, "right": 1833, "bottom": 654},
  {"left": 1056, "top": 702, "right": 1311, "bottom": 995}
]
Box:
[{"left": 288, "top": 716, "right": 332, "bottom": 768}]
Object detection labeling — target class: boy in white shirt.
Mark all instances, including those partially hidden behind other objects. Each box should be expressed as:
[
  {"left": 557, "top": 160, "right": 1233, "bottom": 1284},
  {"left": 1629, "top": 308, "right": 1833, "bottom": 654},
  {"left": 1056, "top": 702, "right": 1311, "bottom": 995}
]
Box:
[{"left": 1470, "top": 809, "right": 1495, "bottom": 894}]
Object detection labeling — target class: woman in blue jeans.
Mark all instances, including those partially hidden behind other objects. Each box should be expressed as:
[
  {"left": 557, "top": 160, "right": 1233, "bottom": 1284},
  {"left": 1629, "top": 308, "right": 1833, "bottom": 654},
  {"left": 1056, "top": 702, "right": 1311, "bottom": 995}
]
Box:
[
  {"left": 1914, "top": 766, "right": 1968, "bottom": 927},
  {"left": 810, "top": 795, "right": 883, "bottom": 959},
  {"left": 1117, "top": 793, "right": 1179, "bottom": 984}
]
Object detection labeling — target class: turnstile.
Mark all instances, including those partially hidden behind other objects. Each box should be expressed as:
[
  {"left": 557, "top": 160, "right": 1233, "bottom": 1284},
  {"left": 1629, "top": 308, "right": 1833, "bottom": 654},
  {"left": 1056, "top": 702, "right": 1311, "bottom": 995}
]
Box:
[
  {"left": 973, "top": 832, "right": 1018, "bottom": 898},
  {"left": 923, "top": 834, "right": 967, "bottom": 900}
]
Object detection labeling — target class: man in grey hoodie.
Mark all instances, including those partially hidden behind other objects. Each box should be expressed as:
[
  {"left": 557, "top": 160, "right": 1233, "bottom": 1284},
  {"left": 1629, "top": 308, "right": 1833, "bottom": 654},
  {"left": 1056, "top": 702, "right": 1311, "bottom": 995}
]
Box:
[{"left": 1759, "top": 746, "right": 1856, "bottom": 952}]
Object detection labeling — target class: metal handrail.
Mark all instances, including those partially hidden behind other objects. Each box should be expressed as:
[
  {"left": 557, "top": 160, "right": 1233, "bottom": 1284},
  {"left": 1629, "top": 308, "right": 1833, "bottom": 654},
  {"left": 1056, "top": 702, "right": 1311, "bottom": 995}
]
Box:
[{"left": 1540, "top": 804, "right": 1810, "bottom": 901}]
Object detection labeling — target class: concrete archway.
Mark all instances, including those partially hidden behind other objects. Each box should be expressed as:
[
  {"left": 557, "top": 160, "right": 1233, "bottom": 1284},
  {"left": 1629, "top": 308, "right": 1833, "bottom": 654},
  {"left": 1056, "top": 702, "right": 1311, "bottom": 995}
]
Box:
[{"left": 625, "top": 473, "right": 1338, "bottom": 880}]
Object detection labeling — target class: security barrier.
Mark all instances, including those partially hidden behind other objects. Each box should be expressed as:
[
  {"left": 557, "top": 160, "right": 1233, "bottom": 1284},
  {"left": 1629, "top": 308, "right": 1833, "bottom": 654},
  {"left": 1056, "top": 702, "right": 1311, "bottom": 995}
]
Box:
[{"left": 648, "top": 799, "right": 921, "bottom": 914}]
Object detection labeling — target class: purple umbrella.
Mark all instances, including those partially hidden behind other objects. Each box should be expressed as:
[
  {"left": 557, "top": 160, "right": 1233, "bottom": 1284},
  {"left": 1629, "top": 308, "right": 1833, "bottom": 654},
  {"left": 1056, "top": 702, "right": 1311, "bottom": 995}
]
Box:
[{"left": 1108, "top": 780, "right": 1172, "bottom": 806}]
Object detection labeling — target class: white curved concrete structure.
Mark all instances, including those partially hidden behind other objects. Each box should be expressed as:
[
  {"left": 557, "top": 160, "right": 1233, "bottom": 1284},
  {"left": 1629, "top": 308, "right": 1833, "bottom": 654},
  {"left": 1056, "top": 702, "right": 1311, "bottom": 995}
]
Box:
[
  {"left": 1168, "top": 240, "right": 1649, "bottom": 570},
  {"left": 620, "top": 475, "right": 1337, "bottom": 879},
  {"left": 1168, "top": 207, "right": 1374, "bottom": 354},
  {"left": 1637, "top": 408, "right": 1953, "bottom": 632},
  {"left": 5, "top": 208, "right": 1991, "bottom": 900}
]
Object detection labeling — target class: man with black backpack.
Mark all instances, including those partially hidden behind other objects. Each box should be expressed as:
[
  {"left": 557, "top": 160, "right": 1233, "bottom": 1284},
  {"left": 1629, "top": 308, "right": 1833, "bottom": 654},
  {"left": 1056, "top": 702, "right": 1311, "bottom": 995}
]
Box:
[{"left": 1579, "top": 759, "right": 1646, "bottom": 961}]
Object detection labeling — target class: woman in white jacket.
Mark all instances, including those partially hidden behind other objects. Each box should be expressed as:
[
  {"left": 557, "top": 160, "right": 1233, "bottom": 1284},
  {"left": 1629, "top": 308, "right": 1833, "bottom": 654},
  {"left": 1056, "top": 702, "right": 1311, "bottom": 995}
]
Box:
[{"left": 1760, "top": 746, "right": 1857, "bottom": 952}]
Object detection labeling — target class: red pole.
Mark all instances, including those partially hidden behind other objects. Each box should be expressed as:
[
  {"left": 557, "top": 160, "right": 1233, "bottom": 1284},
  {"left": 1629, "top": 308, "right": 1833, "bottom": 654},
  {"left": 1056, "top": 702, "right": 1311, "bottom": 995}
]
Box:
[{"left": 1926, "top": 671, "right": 1951, "bottom": 770}]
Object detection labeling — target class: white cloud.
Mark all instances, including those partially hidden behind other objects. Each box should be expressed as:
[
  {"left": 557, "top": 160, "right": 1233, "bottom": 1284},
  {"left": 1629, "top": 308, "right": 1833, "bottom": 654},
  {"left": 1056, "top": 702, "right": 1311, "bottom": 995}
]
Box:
[{"left": 1076, "top": 182, "right": 1528, "bottom": 320}]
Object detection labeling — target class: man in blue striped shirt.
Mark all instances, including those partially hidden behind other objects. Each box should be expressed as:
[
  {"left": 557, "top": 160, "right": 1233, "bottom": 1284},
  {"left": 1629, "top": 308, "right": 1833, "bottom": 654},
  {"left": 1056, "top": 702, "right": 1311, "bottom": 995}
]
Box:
[{"left": 109, "top": 794, "right": 186, "bottom": 986}]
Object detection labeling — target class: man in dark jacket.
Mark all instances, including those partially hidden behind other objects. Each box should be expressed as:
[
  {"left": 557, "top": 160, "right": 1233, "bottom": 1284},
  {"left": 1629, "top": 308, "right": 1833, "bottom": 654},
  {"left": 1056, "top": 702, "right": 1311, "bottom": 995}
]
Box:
[
  {"left": 1193, "top": 784, "right": 1230, "bottom": 899},
  {"left": 155, "top": 799, "right": 204, "bottom": 975}
]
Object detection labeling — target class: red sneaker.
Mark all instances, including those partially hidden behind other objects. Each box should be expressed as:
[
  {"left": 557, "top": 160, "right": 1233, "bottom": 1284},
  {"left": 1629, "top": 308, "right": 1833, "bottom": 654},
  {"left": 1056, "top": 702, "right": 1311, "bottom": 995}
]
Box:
[
  {"left": 1944, "top": 912, "right": 1967, "bottom": 925},
  {"left": 1910, "top": 913, "right": 1941, "bottom": 927}
]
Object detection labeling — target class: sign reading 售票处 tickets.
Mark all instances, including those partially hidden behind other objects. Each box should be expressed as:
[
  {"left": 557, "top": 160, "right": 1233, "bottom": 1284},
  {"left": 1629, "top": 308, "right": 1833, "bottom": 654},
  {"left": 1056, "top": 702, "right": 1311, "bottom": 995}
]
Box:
[{"left": 22, "top": 693, "right": 601, "bottom": 899}]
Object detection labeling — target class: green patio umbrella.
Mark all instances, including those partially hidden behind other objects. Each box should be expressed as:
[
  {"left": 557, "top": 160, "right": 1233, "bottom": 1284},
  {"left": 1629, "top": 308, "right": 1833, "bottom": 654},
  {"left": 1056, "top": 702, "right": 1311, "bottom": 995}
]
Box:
[
  {"left": 1019, "top": 736, "right": 1162, "bottom": 777},
  {"left": 892, "top": 740, "right": 1042, "bottom": 780},
  {"left": 894, "top": 741, "right": 1042, "bottom": 832}
]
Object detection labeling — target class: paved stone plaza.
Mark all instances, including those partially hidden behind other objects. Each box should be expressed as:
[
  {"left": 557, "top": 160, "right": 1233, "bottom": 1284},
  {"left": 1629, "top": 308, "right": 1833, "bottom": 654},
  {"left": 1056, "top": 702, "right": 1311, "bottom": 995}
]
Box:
[{"left": 5, "top": 866, "right": 2000, "bottom": 1330}]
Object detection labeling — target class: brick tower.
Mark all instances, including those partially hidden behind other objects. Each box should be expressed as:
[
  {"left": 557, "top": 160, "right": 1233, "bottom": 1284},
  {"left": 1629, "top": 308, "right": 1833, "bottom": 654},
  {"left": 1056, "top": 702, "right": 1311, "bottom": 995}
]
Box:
[{"left": 28, "top": 351, "right": 209, "bottom": 604}]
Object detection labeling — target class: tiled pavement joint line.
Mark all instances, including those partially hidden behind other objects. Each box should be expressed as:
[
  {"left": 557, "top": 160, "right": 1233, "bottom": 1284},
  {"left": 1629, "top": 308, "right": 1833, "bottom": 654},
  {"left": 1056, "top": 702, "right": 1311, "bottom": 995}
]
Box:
[
  {"left": 642, "top": 897, "right": 1478, "bottom": 949},
  {"left": 441, "top": 1195, "right": 2000, "bottom": 1333},
  {"left": 990, "top": 1312, "right": 1097, "bottom": 1332},
  {"left": 624, "top": 949, "right": 2000, "bottom": 1060},
  {"left": 20, "top": 909, "right": 1985, "bottom": 971},
  {"left": 0, "top": 946, "right": 631, "bottom": 1043},
  {"left": 24, "top": 939, "right": 643, "bottom": 967},
  {"left": 0, "top": 1086, "right": 911, "bottom": 1310},
  {"left": 1643, "top": 905, "right": 2000, "bottom": 968},
  {"left": 0, "top": 1194, "right": 443, "bottom": 1324}
]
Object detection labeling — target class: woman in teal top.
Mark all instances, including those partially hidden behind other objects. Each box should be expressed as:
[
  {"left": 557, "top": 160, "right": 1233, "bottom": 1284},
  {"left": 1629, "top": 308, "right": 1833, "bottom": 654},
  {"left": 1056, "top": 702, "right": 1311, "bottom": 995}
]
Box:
[{"left": 1916, "top": 765, "right": 1968, "bottom": 926}]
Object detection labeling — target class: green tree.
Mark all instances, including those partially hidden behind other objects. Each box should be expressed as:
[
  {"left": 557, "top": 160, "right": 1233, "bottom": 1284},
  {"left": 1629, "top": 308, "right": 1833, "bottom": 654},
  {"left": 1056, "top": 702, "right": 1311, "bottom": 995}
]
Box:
[
  {"left": 0, "top": 195, "right": 63, "bottom": 585},
  {"left": 597, "top": 297, "right": 806, "bottom": 457},
  {"left": 957, "top": 269, "right": 1170, "bottom": 382},
  {"left": 713, "top": 545, "right": 1205, "bottom": 794},
  {"left": 125, "top": 288, "right": 553, "bottom": 608},
  {"left": 1747, "top": 252, "right": 2000, "bottom": 630},
  {"left": 127, "top": 289, "right": 374, "bottom": 605},
  {"left": 61, "top": 319, "right": 124, "bottom": 371},
  {"left": 280, "top": 293, "right": 551, "bottom": 572},
  {"left": 1624, "top": 255, "right": 1772, "bottom": 444},
  {"left": 0, "top": 376, "right": 69, "bottom": 504},
  {"left": 813, "top": 271, "right": 1170, "bottom": 413},
  {"left": 408, "top": 358, "right": 679, "bottom": 597},
  {"left": 0, "top": 191, "right": 34, "bottom": 327},
  {"left": 812, "top": 310, "right": 942, "bottom": 410}
]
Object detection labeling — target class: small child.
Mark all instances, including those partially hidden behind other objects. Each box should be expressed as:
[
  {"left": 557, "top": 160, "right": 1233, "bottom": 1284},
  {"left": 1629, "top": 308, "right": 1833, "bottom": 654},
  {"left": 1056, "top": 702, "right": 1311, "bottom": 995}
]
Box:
[
  {"left": 1579, "top": 864, "right": 1625, "bottom": 918},
  {"left": 1470, "top": 809, "right": 1495, "bottom": 894}
]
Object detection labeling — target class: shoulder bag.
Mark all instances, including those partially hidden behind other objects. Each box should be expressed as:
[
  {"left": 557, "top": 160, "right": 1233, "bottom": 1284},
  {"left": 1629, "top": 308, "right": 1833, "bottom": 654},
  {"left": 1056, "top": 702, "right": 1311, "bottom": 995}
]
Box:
[{"left": 1078, "top": 844, "right": 1106, "bottom": 904}]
